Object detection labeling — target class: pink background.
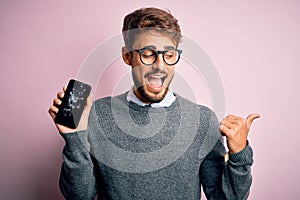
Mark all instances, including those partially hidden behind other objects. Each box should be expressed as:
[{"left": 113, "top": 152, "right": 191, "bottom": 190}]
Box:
[{"left": 1, "top": 0, "right": 300, "bottom": 199}]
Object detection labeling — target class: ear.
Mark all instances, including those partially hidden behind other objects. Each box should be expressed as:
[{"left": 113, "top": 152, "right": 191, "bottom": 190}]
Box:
[{"left": 122, "top": 47, "right": 132, "bottom": 66}]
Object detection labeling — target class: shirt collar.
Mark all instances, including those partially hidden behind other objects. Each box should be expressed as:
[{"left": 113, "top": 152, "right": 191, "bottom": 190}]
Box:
[{"left": 126, "top": 86, "right": 176, "bottom": 107}]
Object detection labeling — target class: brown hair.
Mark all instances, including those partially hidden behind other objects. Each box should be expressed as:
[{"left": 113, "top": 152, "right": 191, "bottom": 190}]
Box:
[{"left": 122, "top": 7, "right": 182, "bottom": 48}]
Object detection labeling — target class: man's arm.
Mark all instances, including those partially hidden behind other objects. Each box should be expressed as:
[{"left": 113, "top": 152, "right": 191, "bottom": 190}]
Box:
[
  {"left": 200, "top": 110, "right": 259, "bottom": 200},
  {"left": 59, "top": 131, "right": 98, "bottom": 200},
  {"left": 200, "top": 137, "right": 253, "bottom": 200},
  {"left": 49, "top": 86, "right": 97, "bottom": 199}
]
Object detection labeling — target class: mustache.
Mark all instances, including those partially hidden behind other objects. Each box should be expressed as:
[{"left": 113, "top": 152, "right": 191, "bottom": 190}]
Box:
[{"left": 144, "top": 69, "right": 168, "bottom": 78}]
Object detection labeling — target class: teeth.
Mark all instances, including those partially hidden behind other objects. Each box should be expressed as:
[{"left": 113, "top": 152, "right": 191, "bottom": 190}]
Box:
[{"left": 149, "top": 74, "right": 166, "bottom": 79}]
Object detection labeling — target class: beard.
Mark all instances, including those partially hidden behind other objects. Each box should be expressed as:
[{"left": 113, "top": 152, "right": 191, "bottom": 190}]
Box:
[
  {"left": 136, "top": 84, "right": 168, "bottom": 103},
  {"left": 132, "top": 69, "right": 173, "bottom": 103}
]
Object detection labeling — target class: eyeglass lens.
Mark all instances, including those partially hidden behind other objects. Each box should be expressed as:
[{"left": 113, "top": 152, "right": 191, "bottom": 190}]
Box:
[{"left": 140, "top": 49, "right": 180, "bottom": 65}]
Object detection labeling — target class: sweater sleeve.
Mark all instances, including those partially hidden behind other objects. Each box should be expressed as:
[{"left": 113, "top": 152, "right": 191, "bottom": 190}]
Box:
[
  {"left": 59, "top": 102, "right": 101, "bottom": 200},
  {"left": 200, "top": 111, "right": 253, "bottom": 200},
  {"left": 222, "top": 144, "right": 253, "bottom": 200},
  {"left": 59, "top": 130, "right": 97, "bottom": 200}
]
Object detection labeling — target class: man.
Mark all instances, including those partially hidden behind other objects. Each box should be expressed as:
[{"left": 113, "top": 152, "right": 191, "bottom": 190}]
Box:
[{"left": 49, "top": 7, "right": 260, "bottom": 200}]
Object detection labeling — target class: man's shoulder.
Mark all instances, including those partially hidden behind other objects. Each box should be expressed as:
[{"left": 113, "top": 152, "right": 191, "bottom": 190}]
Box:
[
  {"left": 93, "top": 92, "right": 128, "bottom": 108},
  {"left": 175, "top": 93, "right": 217, "bottom": 119}
]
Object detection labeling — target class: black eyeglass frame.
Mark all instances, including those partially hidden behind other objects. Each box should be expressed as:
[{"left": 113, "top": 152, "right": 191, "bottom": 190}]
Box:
[{"left": 127, "top": 47, "right": 183, "bottom": 66}]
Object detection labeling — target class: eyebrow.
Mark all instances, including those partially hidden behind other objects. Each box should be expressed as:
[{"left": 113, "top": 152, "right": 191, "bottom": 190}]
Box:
[
  {"left": 164, "top": 45, "right": 176, "bottom": 50},
  {"left": 143, "top": 45, "right": 176, "bottom": 50}
]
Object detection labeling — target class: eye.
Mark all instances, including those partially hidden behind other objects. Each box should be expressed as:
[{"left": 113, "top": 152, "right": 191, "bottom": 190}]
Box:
[
  {"left": 164, "top": 50, "right": 176, "bottom": 59},
  {"left": 141, "top": 49, "right": 155, "bottom": 58}
]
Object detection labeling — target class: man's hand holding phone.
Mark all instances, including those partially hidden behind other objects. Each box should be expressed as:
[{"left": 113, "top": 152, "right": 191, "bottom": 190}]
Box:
[{"left": 48, "top": 79, "right": 93, "bottom": 134}]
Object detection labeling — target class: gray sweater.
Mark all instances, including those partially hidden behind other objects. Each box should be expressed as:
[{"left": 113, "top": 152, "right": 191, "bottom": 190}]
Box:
[{"left": 59, "top": 93, "right": 253, "bottom": 200}]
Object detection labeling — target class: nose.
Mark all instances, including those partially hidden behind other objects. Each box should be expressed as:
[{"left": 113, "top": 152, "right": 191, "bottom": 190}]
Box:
[{"left": 152, "top": 54, "right": 165, "bottom": 71}]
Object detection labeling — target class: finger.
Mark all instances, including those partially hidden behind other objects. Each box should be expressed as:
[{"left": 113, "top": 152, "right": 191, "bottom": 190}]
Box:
[
  {"left": 57, "top": 91, "right": 64, "bottom": 99},
  {"left": 219, "top": 124, "right": 232, "bottom": 137},
  {"left": 63, "top": 86, "right": 67, "bottom": 92},
  {"left": 219, "top": 124, "right": 226, "bottom": 136},
  {"left": 222, "top": 117, "right": 242, "bottom": 126},
  {"left": 246, "top": 113, "right": 261, "bottom": 127},
  {"left": 224, "top": 115, "right": 244, "bottom": 126},
  {"left": 226, "top": 114, "right": 243, "bottom": 121},
  {"left": 82, "top": 93, "right": 93, "bottom": 116},
  {"left": 86, "top": 92, "right": 93, "bottom": 106},
  {"left": 222, "top": 115, "right": 244, "bottom": 126},
  {"left": 48, "top": 106, "right": 58, "bottom": 118},
  {"left": 221, "top": 120, "right": 237, "bottom": 130},
  {"left": 53, "top": 98, "right": 62, "bottom": 107},
  {"left": 49, "top": 105, "right": 59, "bottom": 113}
]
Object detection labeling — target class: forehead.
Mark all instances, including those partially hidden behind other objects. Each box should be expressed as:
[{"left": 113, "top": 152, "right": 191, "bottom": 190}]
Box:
[{"left": 132, "top": 31, "right": 176, "bottom": 49}]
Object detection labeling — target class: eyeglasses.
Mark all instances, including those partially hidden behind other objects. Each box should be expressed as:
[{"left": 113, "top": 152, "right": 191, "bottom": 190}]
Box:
[{"left": 128, "top": 46, "right": 182, "bottom": 66}]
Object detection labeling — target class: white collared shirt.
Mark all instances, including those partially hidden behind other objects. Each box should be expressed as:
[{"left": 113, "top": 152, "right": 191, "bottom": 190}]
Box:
[{"left": 126, "top": 86, "right": 176, "bottom": 107}]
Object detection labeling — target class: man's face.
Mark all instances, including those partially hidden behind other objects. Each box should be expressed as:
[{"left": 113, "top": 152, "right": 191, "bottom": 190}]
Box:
[{"left": 126, "top": 31, "right": 176, "bottom": 104}]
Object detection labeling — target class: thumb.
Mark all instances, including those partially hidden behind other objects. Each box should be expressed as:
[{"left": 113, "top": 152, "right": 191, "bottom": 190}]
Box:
[{"left": 246, "top": 113, "right": 260, "bottom": 128}]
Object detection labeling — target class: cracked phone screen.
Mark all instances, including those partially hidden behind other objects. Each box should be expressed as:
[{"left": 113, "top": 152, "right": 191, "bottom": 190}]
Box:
[{"left": 55, "top": 79, "right": 91, "bottom": 129}]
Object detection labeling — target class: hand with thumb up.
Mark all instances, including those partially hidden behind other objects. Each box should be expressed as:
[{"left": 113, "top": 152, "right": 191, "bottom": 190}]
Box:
[{"left": 220, "top": 114, "right": 260, "bottom": 154}]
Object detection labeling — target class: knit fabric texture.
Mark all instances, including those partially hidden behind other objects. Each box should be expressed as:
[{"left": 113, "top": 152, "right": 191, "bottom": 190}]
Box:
[{"left": 59, "top": 92, "right": 253, "bottom": 200}]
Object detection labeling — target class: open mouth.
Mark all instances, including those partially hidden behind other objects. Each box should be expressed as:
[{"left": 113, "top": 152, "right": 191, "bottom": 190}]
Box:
[{"left": 146, "top": 74, "right": 166, "bottom": 89}]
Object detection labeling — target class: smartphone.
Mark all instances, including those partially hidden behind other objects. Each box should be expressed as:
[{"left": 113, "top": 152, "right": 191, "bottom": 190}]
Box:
[{"left": 55, "top": 79, "right": 92, "bottom": 129}]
